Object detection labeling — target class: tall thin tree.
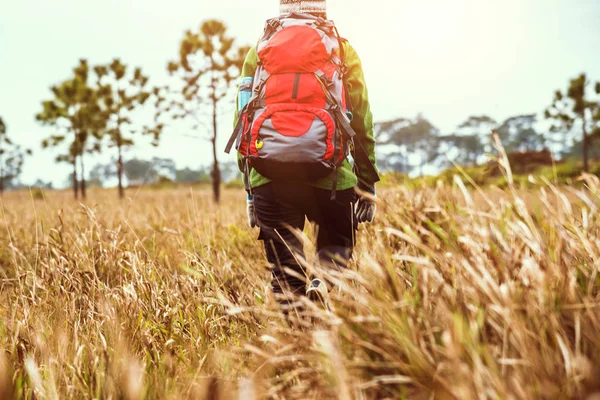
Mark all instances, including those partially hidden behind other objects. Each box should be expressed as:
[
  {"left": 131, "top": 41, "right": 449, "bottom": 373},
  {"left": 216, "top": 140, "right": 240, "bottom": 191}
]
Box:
[
  {"left": 94, "top": 59, "right": 151, "bottom": 199},
  {"left": 37, "top": 59, "right": 104, "bottom": 199},
  {"left": 546, "top": 73, "right": 600, "bottom": 172},
  {"left": 37, "top": 79, "right": 82, "bottom": 199},
  {"left": 168, "top": 20, "right": 248, "bottom": 203}
]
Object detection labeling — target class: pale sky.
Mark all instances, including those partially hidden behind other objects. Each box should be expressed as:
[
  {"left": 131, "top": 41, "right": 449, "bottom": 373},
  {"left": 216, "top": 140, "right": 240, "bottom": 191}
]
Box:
[{"left": 1, "top": 0, "right": 599, "bottom": 185}]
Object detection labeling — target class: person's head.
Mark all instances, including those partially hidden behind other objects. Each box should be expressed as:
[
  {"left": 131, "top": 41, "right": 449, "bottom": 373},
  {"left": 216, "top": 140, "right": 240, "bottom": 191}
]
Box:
[{"left": 280, "top": 0, "right": 327, "bottom": 18}]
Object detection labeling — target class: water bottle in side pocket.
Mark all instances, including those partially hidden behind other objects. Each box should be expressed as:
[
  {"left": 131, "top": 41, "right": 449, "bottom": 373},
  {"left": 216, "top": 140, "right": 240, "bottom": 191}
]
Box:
[{"left": 238, "top": 77, "right": 253, "bottom": 113}]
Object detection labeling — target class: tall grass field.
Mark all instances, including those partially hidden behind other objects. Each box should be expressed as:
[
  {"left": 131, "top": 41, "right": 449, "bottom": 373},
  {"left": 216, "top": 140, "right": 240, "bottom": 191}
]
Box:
[{"left": 1, "top": 154, "right": 600, "bottom": 399}]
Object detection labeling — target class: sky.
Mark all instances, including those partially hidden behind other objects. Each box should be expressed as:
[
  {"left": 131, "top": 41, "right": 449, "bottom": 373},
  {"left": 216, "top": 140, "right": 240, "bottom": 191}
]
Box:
[{"left": 1, "top": 0, "right": 599, "bottom": 186}]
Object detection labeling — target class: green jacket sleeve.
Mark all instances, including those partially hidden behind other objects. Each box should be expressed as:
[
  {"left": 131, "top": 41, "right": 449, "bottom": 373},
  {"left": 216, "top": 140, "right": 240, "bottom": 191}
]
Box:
[
  {"left": 234, "top": 46, "right": 259, "bottom": 173},
  {"left": 342, "top": 41, "right": 379, "bottom": 188}
]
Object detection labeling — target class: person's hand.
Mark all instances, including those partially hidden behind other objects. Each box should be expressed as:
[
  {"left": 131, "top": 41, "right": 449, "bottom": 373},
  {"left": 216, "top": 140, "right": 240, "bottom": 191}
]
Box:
[
  {"left": 355, "top": 184, "right": 376, "bottom": 224},
  {"left": 247, "top": 195, "right": 257, "bottom": 228}
]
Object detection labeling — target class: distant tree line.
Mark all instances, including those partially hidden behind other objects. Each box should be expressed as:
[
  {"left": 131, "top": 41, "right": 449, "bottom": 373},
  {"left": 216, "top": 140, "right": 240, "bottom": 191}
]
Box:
[
  {"left": 84, "top": 157, "right": 240, "bottom": 187},
  {"left": 377, "top": 73, "right": 600, "bottom": 176},
  {"left": 376, "top": 113, "right": 543, "bottom": 175}
]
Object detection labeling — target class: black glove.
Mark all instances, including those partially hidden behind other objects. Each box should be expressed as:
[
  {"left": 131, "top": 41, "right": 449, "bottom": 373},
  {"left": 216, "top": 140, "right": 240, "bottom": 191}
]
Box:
[{"left": 355, "top": 184, "right": 376, "bottom": 224}]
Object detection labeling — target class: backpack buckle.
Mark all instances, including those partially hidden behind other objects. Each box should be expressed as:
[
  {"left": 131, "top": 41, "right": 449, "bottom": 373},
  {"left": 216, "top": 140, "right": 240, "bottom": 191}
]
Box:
[
  {"left": 267, "top": 20, "right": 280, "bottom": 30},
  {"left": 314, "top": 70, "right": 334, "bottom": 90},
  {"left": 265, "top": 19, "right": 283, "bottom": 37},
  {"left": 338, "top": 62, "right": 349, "bottom": 77}
]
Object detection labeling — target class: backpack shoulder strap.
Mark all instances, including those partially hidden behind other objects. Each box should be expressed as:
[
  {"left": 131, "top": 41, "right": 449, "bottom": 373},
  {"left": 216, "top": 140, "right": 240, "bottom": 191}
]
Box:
[
  {"left": 332, "top": 27, "right": 353, "bottom": 113},
  {"left": 262, "top": 17, "right": 284, "bottom": 40}
]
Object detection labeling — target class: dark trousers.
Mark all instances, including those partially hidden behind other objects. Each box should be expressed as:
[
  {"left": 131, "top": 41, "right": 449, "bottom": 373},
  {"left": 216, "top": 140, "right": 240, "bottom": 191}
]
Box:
[{"left": 253, "top": 182, "right": 358, "bottom": 298}]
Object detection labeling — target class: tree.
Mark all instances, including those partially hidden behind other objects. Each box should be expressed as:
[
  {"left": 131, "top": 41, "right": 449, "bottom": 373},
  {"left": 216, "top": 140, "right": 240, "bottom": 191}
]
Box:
[
  {"left": 37, "top": 79, "right": 80, "bottom": 199},
  {"left": 496, "top": 114, "right": 545, "bottom": 152},
  {"left": 438, "top": 134, "right": 483, "bottom": 167},
  {"left": 72, "top": 60, "right": 106, "bottom": 198},
  {"left": 152, "top": 158, "right": 177, "bottom": 180},
  {"left": 176, "top": 167, "right": 210, "bottom": 183},
  {"left": 375, "top": 115, "right": 440, "bottom": 175},
  {"left": 145, "top": 85, "right": 170, "bottom": 150},
  {"left": 88, "top": 161, "right": 117, "bottom": 188},
  {"left": 0, "top": 117, "right": 32, "bottom": 194},
  {"left": 375, "top": 117, "right": 411, "bottom": 173},
  {"left": 444, "top": 115, "right": 498, "bottom": 166},
  {"left": 168, "top": 20, "right": 248, "bottom": 203},
  {"left": 122, "top": 158, "right": 155, "bottom": 186},
  {"left": 545, "top": 73, "right": 600, "bottom": 172},
  {"left": 121, "top": 157, "right": 177, "bottom": 186},
  {"left": 94, "top": 59, "right": 151, "bottom": 199},
  {"left": 36, "top": 59, "right": 105, "bottom": 199}
]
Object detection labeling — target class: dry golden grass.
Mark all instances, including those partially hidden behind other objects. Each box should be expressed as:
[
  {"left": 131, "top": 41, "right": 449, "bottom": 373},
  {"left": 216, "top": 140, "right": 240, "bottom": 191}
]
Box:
[{"left": 1, "top": 167, "right": 600, "bottom": 398}]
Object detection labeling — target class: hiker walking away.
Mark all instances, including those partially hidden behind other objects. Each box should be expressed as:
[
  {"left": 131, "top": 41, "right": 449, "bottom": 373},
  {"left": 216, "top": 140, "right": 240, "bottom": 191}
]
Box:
[{"left": 226, "top": 0, "right": 379, "bottom": 312}]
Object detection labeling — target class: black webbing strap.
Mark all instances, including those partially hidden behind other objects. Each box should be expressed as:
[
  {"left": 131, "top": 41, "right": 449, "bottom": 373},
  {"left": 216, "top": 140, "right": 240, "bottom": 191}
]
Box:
[
  {"left": 225, "top": 106, "right": 246, "bottom": 154},
  {"left": 332, "top": 106, "right": 379, "bottom": 183},
  {"left": 353, "top": 137, "right": 380, "bottom": 184},
  {"left": 243, "top": 158, "right": 252, "bottom": 194},
  {"left": 333, "top": 107, "right": 355, "bottom": 138}
]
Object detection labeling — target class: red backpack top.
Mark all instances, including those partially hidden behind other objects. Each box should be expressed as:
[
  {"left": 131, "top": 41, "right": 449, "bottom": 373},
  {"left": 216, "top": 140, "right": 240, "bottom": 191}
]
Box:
[{"left": 226, "top": 13, "right": 373, "bottom": 195}]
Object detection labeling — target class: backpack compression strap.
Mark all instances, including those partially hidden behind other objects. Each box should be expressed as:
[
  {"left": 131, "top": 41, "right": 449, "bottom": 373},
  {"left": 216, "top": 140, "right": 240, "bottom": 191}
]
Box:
[
  {"left": 314, "top": 70, "right": 380, "bottom": 185},
  {"left": 224, "top": 66, "right": 271, "bottom": 155}
]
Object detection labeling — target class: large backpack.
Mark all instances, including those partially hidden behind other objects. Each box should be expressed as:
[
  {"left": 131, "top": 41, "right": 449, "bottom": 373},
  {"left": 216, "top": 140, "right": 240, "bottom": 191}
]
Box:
[{"left": 225, "top": 13, "right": 378, "bottom": 196}]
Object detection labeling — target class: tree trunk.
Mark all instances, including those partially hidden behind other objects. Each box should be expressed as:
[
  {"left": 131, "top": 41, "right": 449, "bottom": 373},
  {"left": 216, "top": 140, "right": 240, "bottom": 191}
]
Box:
[
  {"left": 116, "top": 105, "right": 125, "bottom": 199},
  {"left": 117, "top": 139, "right": 124, "bottom": 199},
  {"left": 80, "top": 154, "right": 86, "bottom": 200},
  {"left": 582, "top": 116, "right": 589, "bottom": 173},
  {"left": 72, "top": 159, "right": 79, "bottom": 200},
  {"left": 211, "top": 100, "right": 221, "bottom": 203}
]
